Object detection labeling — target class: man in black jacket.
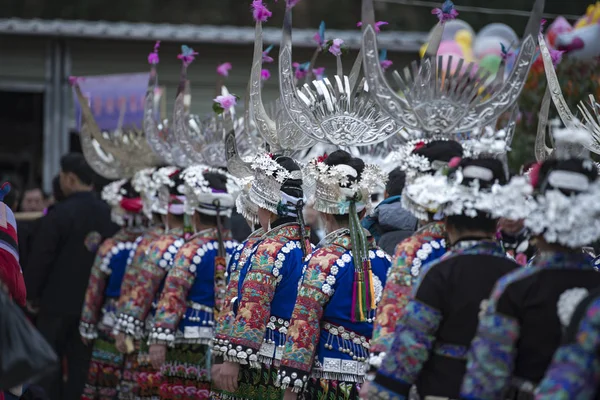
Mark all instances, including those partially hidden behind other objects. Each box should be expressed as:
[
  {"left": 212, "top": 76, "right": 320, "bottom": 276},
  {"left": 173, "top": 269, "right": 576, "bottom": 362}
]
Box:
[{"left": 24, "top": 153, "right": 118, "bottom": 400}]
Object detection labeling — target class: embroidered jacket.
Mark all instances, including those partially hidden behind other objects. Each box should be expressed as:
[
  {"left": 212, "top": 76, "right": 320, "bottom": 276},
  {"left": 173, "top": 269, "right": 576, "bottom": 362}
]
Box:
[
  {"left": 219, "top": 223, "right": 307, "bottom": 368},
  {"left": 536, "top": 287, "right": 600, "bottom": 398},
  {"left": 370, "top": 240, "right": 518, "bottom": 400},
  {"left": 369, "top": 221, "right": 446, "bottom": 369},
  {"left": 79, "top": 228, "right": 143, "bottom": 339},
  {"left": 149, "top": 228, "right": 237, "bottom": 346},
  {"left": 114, "top": 228, "right": 185, "bottom": 339},
  {"left": 214, "top": 228, "right": 264, "bottom": 347},
  {"left": 277, "top": 229, "right": 392, "bottom": 392},
  {"left": 461, "top": 251, "right": 600, "bottom": 400},
  {"left": 117, "top": 225, "right": 164, "bottom": 313}
]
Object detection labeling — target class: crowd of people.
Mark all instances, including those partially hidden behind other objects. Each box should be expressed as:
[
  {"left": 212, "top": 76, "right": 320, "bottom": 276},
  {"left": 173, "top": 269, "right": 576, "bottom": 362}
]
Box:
[{"left": 2, "top": 0, "right": 600, "bottom": 399}]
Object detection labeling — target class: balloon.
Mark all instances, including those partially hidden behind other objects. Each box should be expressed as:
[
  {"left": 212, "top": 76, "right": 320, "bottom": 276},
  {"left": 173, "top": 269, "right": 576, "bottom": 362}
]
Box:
[
  {"left": 455, "top": 29, "right": 474, "bottom": 62},
  {"left": 574, "top": 2, "right": 600, "bottom": 29},
  {"left": 474, "top": 23, "right": 518, "bottom": 59},
  {"left": 425, "top": 19, "right": 475, "bottom": 42},
  {"left": 555, "top": 23, "right": 600, "bottom": 60},
  {"left": 478, "top": 54, "right": 502, "bottom": 76},
  {"left": 437, "top": 40, "right": 463, "bottom": 56}
]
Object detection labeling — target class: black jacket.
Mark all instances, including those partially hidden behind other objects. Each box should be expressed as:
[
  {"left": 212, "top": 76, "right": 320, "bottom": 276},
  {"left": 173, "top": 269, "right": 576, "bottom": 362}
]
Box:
[{"left": 24, "top": 191, "right": 118, "bottom": 316}]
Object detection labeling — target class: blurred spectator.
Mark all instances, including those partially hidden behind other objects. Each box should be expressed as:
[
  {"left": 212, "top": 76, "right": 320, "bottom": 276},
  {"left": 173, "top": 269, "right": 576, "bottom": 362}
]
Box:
[
  {"left": 362, "top": 167, "right": 418, "bottom": 254},
  {"left": 304, "top": 201, "right": 325, "bottom": 244},
  {"left": 24, "top": 153, "right": 118, "bottom": 400},
  {"left": 19, "top": 186, "right": 45, "bottom": 213}
]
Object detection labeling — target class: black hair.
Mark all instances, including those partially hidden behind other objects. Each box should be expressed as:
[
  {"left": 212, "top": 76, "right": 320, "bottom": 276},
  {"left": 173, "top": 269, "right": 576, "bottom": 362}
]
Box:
[
  {"left": 536, "top": 158, "right": 598, "bottom": 196},
  {"left": 386, "top": 167, "right": 406, "bottom": 197},
  {"left": 120, "top": 180, "right": 141, "bottom": 199},
  {"left": 446, "top": 214, "right": 498, "bottom": 235},
  {"left": 52, "top": 175, "right": 65, "bottom": 202},
  {"left": 60, "top": 153, "right": 94, "bottom": 186},
  {"left": 2, "top": 182, "right": 19, "bottom": 210},
  {"left": 412, "top": 140, "right": 463, "bottom": 163},
  {"left": 167, "top": 169, "right": 185, "bottom": 196},
  {"left": 452, "top": 157, "right": 508, "bottom": 189},
  {"left": 274, "top": 155, "right": 304, "bottom": 200},
  {"left": 324, "top": 150, "right": 366, "bottom": 222}
]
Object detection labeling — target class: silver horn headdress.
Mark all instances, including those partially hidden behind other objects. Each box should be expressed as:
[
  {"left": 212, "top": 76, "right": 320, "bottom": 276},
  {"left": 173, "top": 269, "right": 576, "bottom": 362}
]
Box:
[
  {"left": 71, "top": 77, "right": 164, "bottom": 179},
  {"left": 278, "top": 4, "right": 401, "bottom": 147},
  {"left": 361, "top": 0, "right": 544, "bottom": 138},
  {"left": 537, "top": 33, "right": 600, "bottom": 162},
  {"left": 144, "top": 42, "right": 193, "bottom": 168}
]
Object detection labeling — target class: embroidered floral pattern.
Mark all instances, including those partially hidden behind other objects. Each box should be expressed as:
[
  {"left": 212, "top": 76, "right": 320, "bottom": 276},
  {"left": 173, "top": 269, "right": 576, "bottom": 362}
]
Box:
[
  {"left": 460, "top": 313, "right": 520, "bottom": 398},
  {"left": 80, "top": 229, "right": 140, "bottom": 339},
  {"left": 118, "top": 226, "right": 163, "bottom": 307},
  {"left": 224, "top": 224, "right": 303, "bottom": 366},
  {"left": 536, "top": 294, "right": 600, "bottom": 398},
  {"left": 374, "top": 300, "right": 442, "bottom": 396},
  {"left": 151, "top": 230, "right": 236, "bottom": 346},
  {"left": 214, "top": 229, "right": 263, "bottom": 343},
  {"left": 115, "top": 229, "right": 185, "bottom": 338},
  {"left": 369, "top": 221, "right": 446, "bottom": 368},
  {"left": 160, "top": 344, "right": 211, "bottom": 400},
  {"left": 81, "top": 336, "right": 124, "bottom": 400}
]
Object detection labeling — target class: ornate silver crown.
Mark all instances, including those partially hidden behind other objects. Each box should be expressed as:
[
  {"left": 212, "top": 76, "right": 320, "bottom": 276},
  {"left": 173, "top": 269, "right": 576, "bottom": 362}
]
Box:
[
  {"left": 538, "top": 33, "right": 600, "bottom": 160},
  {"left": 360, "top": 0, "right": 543, "bottom": 138},
  {"left": 73, "top": 83, "right": 163, "bottom": 179},
  {"left": 249, "top": 16, "right": 316, "bottom": 154},
  {"left": 278, "top": 9, "right": 401, "bottom": 147},
  {"left": 144, "top": 63, "right": 193, "bottom": 167}
]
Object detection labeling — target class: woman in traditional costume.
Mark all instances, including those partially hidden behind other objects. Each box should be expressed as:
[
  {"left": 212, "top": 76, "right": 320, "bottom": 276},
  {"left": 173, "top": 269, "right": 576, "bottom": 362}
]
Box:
[
  {"left": 80, "top": 179, "right": 146, "bottom": 400},
  {"left": 113, "top": 167, "right": 188, "bottom": 399},
  {"left": 366, "top": 157, "right": 520, "bottom": 399},
  {"left": 146, "top": 166, "right": 239, "bottom": 399},
  {"left": 460, "top": 131, "right": 600, "bottom": 399},
  {"left": 212, "top": 154, "right": 310, "bottom": 399},
  {"left": 276, "top": 150, "right": 391, "bottom": 400}
]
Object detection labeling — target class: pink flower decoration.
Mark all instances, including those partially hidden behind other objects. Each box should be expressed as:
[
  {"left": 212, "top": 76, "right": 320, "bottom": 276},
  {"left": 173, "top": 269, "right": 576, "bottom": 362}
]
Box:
[
  {"left": 262, "top": 45, "right": 274, "bottom": 63},
  {"left": 147, "top": 41, "right": 160, "bottom": 65},
  {"left": 540, "top": 18, "right": 547, "bottom": 33},
  {"left": 214, "top": 94, "right": 237, "bottom": 111},
  {"left": 261, "top": 69, "right": 271, "bottom": 81},
  {"left": 550, "top": 49, "right": 565, "bottom": 67},
  {"left": 528, "top": 162, "right": 542, "bottom": 188},
  {"left": 313, "top": 67, "right": 326, "bottom": 80},
  {"left": 448, "top": 156, "right": 462, "bottom": 168},
  {"left": 252, "top": 0, "right": 272, "bottom": 23},
  {"left": 432, "top": 0, "right": 459, "bottom": 23},
  {"left": 329, "top": 38, "right": 344, "bottom": 56},
  {"left": 357, "top": 21, "right": 389, "bottom": 33},
  {"left": 177, "top": 45, "right": 198, "bottom": 67},
  {"left": 68, "top": 76, "right": 81, "bottom": 86},
  {"left": 381, "top": 59, "right": 393, "bottom": 70},
  {"left": 293, "top": 62, "right": 310, "bottom": 80},
  {"left": 217, "top": 62, "right": 232, "bottom": 77}
]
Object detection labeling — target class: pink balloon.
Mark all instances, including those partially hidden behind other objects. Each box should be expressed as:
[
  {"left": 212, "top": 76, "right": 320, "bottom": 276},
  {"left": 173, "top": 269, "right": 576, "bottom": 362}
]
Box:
[{"left": 437, "top": 40, "right": 464, "bottom": 57}]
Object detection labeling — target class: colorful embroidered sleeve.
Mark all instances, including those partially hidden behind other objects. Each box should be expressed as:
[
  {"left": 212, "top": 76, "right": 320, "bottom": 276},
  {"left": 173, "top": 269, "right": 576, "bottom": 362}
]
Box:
[
  {"left": 117, "top": 235, "right": 144, "bottom": 307},
  {"left": 226, "top": 239, "right": 285, "bottom": 365},
  {"left": 278, "top": 246, "right": 345, "bottom": 391},
  {"left": 370, "top": 236, "right": 424, "bottom": 368},
  {"left": 115, "top": 235, "right": 184, "bottom": 338},
  {"left": 371, "top": 263, "right": 446, "bottom": 398},
  {"left": 149, "top": 241, "right": 200, "bottom": 346},
  {"left": 460, "top": 269, "right": 534, "bottom": 399},
  {"left": 535, "top": 296, "right": 600, "bottom": 398},
  {"left": 79, "top": 239, "right": 117, "bottom": 339},
  {"left": 214, "top": 239, "right": 258, "bottom": 342}
]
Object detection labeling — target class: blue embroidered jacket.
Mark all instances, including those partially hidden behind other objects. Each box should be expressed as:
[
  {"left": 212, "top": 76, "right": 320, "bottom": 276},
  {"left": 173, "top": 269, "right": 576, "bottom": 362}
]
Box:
[
  {"left": 150, "top": 228, "right": 237, "bottom": 346},
  {"left": 370, "top": 239, "right": 518, "bottom": 400},
  {"left": 461, "top": 251, "right": 600, "bottom": 399},
  {"left": 221, "top": 222, "right": 309, "bottom": 368},
  {"left": 277, "top": 229, "right": 392, "bottom": 392},
  {"left": 536, "top": 286, "right": 600, "bottom": 398}
]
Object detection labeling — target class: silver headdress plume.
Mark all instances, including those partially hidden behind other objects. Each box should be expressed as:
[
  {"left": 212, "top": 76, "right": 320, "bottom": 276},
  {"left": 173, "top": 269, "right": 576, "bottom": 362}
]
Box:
[
  {"left": 249, "top": 9, "right": 316, "bottom": 154},
  {"left": 72, "top": 80, "right": 164, "bottom": 179},
  {"left": 360, "top": 0, "right": 544, "bottom": 139},
  {"left": 278, "top": 6, "right": 401, "bottom": 146},
  {"left": 538, "top": 33, "right": 600, "bottom": 161},
  {"left": 144, "top": 45, "right": 193, "bottom": 168}
]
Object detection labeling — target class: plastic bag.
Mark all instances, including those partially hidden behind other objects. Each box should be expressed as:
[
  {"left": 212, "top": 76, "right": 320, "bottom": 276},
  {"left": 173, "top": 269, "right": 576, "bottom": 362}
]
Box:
[{"left": 0, "top": 288, "right": 58, "bottom": 390}]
